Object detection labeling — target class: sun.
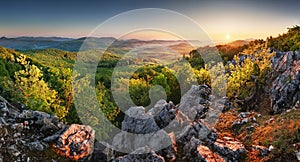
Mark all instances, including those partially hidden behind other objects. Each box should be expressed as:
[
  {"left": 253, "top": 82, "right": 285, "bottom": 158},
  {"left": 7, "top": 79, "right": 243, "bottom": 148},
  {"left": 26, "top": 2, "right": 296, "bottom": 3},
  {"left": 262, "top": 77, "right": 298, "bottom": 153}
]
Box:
[{"left": 226, "top": 34, "right": 231, "bottom": 40}]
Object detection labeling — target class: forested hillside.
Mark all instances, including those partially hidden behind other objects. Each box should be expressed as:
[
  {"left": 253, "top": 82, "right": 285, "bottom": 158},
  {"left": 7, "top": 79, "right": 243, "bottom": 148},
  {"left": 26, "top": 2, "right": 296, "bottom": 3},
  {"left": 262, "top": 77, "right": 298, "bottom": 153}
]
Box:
[
  {"left": 0, "top": 26, "right": 299, "bottom": 161},
  {"left": 0, "top": 26, "right": 299, "bottom": 129}
]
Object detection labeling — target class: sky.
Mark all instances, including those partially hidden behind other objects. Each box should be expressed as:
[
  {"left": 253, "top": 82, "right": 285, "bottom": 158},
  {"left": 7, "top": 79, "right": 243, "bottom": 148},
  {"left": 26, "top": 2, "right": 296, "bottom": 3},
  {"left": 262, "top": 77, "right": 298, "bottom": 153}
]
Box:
[{"left": 1, "top": 0, "right": 300, "bottom": 42}]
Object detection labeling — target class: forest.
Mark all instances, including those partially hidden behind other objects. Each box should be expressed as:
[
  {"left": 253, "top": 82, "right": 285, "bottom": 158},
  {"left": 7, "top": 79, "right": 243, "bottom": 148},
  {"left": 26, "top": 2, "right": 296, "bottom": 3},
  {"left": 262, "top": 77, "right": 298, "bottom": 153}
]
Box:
[{"left": 0, "top": 26, "right": 300, "bottom": 160}]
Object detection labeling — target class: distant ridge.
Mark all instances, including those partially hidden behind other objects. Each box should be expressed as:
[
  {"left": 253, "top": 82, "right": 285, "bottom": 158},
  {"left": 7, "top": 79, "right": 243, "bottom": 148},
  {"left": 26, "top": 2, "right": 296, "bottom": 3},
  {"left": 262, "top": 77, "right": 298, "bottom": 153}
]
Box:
[
  {"left": 76, "top": 37, "right": 116, "bottom": 41},
  {"left": 0, "top": 36, "right": 194, "bottom": 52},
  {"left": 0, "top": 36, "right": 118, "bottom": 51},
  {"left": 226, "top": 40, "right": 250, "bottom": 47},
  {"left": 0, "top": 36, "right": 252, "bottom": 52}
]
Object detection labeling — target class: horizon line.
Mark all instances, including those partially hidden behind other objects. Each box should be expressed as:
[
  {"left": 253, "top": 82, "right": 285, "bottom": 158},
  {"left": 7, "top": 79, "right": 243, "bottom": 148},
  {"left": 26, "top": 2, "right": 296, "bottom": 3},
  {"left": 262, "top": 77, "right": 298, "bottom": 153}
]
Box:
[{"left": 0, "top": 35, "right": 259, "bottom": 42}]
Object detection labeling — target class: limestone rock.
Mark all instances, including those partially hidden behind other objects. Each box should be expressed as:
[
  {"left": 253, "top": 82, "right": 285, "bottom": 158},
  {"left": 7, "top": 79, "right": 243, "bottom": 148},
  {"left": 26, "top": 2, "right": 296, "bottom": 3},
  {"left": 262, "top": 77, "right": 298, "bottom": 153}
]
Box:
[
  {"left": 112, "top": 147, "right": 165, "bottom": 162},
  {"left": 53, "top": 124, "right": 95, "bottom": 161},
  {"left": 121, "top": 106, "right": 159, "bottom": 134},
  {"left": 270, "top": 51, "right": 300, "bottom": 113}
]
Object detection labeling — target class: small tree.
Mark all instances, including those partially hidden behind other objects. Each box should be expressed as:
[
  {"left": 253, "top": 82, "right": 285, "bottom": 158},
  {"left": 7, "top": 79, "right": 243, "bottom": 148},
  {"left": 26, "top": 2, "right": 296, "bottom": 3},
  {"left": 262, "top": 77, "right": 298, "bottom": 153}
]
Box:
[{"left": 14, "top": 54, "right": 67, "bottom": 119}]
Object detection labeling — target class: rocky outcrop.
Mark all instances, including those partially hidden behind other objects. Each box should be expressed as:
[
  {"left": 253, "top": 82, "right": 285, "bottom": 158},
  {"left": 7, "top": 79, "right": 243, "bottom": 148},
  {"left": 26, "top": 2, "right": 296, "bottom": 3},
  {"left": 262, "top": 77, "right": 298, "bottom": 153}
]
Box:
[
  {"left": 270, "top": 51, "right": 300, "bottom": 113},
  {"left": 110, "top": 85, "right": 246, "bottom": 162},
  {"left": 47, "top": 124, "right": 95, "bottom": 161},
  {"left": 0, "top": 85, "right": 248, "bottom": 161},
  {"left": 0, "top": 100, "right": 69, "bottom": 161},
  {"left": 112, "top": 147, "right": 165, "bottom": 162},
  {"left": 121, "top": 106, "right": 160, "bottom": 134},
  {"left": 231, "top": 112, "right": 259, "bottom": 133},
  {"left": 0, "top": 98, "right": 95, "bottom": 161},
  {"left": 17, "top": 110, "right": 64, "bottom": 136}
]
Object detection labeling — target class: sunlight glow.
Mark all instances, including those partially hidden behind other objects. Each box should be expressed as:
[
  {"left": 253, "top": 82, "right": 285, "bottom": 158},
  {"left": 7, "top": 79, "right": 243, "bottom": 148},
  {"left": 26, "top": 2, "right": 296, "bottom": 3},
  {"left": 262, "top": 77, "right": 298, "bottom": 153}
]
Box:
[{"left": 226, "top": 34, "right": 231, "bottom": 40}]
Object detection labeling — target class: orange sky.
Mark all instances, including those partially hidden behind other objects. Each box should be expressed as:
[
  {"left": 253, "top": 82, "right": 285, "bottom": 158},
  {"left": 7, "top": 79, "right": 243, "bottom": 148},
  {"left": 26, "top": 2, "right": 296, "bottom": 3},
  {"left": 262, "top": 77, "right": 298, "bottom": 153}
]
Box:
[{"left": 1, "top": 1, "right": 299, "bottom": 43}]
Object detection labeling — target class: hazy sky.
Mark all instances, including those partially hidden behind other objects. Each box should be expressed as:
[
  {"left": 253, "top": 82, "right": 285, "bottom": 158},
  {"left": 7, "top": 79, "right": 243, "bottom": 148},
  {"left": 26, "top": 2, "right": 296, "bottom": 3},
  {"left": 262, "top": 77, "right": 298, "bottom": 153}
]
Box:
[{"left": 1, "top": 0, "right": 300, "bottom": 41}]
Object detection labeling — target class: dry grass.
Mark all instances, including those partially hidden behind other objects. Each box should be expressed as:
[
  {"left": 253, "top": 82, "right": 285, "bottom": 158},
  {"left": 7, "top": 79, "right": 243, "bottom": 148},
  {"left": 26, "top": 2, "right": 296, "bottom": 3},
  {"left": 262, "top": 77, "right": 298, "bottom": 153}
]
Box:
[{"left": 215, "top": 107, "right": 300, "bottom": 161}]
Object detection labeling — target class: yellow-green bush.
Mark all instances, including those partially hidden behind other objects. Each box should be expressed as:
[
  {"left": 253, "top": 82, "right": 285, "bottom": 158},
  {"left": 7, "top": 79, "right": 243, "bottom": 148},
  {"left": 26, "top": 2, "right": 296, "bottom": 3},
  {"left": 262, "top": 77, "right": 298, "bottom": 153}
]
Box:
[
  {"left": 14, "top": 54, "right": 68, "bottom": 119},
  {"left": 226, "top": 42, "right": 274, "bottom": 101}
]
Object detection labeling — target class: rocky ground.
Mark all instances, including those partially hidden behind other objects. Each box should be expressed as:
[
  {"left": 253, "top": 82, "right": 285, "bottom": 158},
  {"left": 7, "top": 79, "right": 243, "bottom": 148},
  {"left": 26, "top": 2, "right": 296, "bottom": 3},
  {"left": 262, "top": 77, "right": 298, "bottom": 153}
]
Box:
[
  {"left": 0, "top": 50, "right": 299, "bottom": 161},
  {"left": 270, "top": 50, "right": 300, "bottom": 113}
]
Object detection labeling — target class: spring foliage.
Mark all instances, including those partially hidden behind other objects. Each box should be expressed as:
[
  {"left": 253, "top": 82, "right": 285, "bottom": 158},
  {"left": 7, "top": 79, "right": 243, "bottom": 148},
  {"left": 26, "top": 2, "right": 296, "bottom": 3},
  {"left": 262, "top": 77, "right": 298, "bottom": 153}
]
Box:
[
  {"left": 14, "top": 54, "right": 69, "bottom": 119},
  {"left": 0, "top": 26, "right": 298, "bottom": 135}
]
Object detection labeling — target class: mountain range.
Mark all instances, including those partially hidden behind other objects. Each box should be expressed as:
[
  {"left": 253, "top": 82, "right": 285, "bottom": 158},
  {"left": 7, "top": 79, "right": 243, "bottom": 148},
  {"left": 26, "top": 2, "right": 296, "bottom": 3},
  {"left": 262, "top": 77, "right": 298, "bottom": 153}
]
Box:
[{"left": 0, "top": 36, "right": 250, "bottom": 53}]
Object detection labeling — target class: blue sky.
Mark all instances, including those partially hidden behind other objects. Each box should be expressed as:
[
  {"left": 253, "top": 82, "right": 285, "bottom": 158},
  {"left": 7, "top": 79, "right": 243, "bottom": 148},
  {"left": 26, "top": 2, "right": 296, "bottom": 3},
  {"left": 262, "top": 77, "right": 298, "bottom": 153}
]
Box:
[{"left": 1, "top": 0, "right": 300, "bottom": 41}]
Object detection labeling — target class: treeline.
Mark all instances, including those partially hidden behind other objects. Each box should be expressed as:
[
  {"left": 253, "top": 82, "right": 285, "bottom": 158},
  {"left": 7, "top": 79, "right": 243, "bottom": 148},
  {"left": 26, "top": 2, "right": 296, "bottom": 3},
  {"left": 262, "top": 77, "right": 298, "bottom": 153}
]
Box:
[
  {"left": 267, "top": 25, "right": 300, "bottom": 51},
  {"left": 186, "top": 42, "right": 249, "bottom": 69}
]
